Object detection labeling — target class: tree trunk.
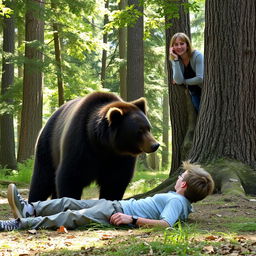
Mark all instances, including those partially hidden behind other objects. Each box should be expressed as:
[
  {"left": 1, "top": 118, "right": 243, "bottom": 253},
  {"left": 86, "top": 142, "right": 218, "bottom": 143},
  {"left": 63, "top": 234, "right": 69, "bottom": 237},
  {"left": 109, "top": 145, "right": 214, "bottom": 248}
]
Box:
[
  {"left": 101, "top": 0, "right": 109, "bottom": 88},
  {"left": 51, "top": 1, "right": 64, "bottom": 106},
  {"left": 0, "top": 0, "right": 17, "bottom": 170},
  {"left": 17, "top": 0, "right": 44, "bottom": 162},
  {"left": 147, "top": 152, "right": 159, "bottom": 171},
  {"left": 188, "top": 0, "right": 256, "bottom": 194},
  {"left": 119, "top": 0, "right": 127, "bottom": 100},
  {"left": 161, "top": 90, "right": 170, "bottom": 169},
  {"left": 126, "top": 0, "right": 144, "bottom": 100},
  {"left": 16, "top": 25, "right": 24, "bottom": 144},
  {"left": 166, "top": 0, "right": 194, "bottom": 175}
]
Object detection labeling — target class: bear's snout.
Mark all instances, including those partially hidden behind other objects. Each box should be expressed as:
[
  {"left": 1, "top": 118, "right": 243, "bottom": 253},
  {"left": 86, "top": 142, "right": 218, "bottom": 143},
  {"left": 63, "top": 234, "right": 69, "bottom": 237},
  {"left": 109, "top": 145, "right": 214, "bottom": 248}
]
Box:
[
  {"left": 151, "top": 143, "right": 160, "bottom": 152},
  {"left": 140, "top": 132, "right": 160, "bottom": 153}
]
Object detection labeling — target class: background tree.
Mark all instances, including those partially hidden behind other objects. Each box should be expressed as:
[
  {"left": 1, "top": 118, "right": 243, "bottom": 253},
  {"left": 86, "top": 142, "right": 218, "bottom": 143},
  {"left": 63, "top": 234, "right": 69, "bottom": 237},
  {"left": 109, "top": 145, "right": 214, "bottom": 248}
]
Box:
[
  {"left": 50, "top": 0, "right": 64, "bottom": 106},
  {"left": 118, "top": 0, "right": 127, "bottom": 100},
  {"left": 161, "top": 89, "right": 169, "bottom": 169},
  {"left": 101, "top": 0, "right": 109, "bottom": 88},
  {"left": 0, "top": 0, "right": 17, "bottom": 169},
  {"left": 17, "top": 0, "right": 44, "bottom": 162},
  {"left": 126, "top": 0, "right": 144, "bottom": 100}
]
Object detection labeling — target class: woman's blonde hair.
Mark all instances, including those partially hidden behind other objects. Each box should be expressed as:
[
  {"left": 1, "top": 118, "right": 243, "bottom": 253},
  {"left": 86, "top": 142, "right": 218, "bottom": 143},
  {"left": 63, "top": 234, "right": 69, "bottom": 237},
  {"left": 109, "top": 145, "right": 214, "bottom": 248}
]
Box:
[
  {"left": 181, "top": 160, "right": 214, "bottom": 203},
  {"left": 169, "top": 32, "right": 193, "bottom": 60}
]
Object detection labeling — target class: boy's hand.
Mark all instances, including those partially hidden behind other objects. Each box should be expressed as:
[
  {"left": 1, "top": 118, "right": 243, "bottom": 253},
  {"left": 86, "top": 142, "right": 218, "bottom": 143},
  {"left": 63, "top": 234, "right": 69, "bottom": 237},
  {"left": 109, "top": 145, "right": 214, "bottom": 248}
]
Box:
[{"left": 110, "top": 212, "right": 132, "bottom": 226}]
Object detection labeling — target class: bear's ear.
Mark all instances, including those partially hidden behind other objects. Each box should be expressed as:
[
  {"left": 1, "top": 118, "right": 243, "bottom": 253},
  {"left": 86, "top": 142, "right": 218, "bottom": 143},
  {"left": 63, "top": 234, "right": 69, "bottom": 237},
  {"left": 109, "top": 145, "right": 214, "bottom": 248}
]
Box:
[
  {"left": 131, "top": 97, "right": 147, "bottom": 114},
  {"left": 106, "top": 107, "right": 123, "bottom": 126}
]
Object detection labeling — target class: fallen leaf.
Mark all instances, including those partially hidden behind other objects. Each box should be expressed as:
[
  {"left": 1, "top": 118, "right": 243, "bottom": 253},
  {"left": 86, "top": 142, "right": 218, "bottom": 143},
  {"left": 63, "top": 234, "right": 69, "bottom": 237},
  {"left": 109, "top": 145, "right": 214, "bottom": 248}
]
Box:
[
  {"left": 205, "top": 235, "right": 219, "bottom": 241},
  {"left": 202, "top": 245, "right": 215, "bottom": 254},
  {"left": 101, "top": 234, "right": 114, "bottom": 240},
  {"left": 234, "top": 236, "right": 246, "bottom": 241},
  {"left": 66, "top": 235, "right": 76, "bottom": 239},
  {"left": 27, "top": 229, "right": 37, "bottom": 234},
  {"left": 57, "top": 226, "right": 68, "bottom": 233}
]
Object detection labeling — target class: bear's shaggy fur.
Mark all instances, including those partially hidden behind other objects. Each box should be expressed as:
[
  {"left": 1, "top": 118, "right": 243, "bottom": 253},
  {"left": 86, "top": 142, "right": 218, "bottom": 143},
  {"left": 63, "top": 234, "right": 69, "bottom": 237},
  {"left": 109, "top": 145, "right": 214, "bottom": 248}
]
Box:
[{"left": 28, "top": 92, "right": 159, "bottom": 202}]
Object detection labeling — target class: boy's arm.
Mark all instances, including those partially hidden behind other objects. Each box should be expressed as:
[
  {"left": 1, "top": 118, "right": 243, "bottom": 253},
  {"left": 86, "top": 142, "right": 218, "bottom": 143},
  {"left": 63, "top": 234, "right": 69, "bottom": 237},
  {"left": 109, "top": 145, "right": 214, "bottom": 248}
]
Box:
[{"left": 110, "top": 212, "right": 169, "bottom": 227}]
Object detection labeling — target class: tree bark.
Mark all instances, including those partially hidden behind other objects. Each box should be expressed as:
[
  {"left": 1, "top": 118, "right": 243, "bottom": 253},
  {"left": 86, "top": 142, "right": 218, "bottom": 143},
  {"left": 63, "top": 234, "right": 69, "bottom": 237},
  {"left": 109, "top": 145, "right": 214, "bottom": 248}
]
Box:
[
  {"left": 126, "top": 0, "right": 144, "bottom": 100},
  {"left": 17, "top": 0, "right": 44, "bottom": 162},
  {"left": 166, "top": 0, "right": 194, "bottom": 175},
  {"left": 119, "top": 0, "right": 127, "bottom": 100},
  {"left": 16, "top": 23, "right": 25, "bottom": 144},
  {"left": 134, "top": 1, "right": 256, "bottom": 199},
  {"left": 0, "top": 0, "right": 17, "bottom": 169},
  {"left": 187, "top": 0, "right": 256, "bottom": 194},
  {"left": 101, "top": 0, "right": 109, "bottom": 88},
  {"left": 161, "top": 90, "right": 170, "bottom": 168},
  {"left": 51, "top": 1, "right": 64, "bottom": 106}
]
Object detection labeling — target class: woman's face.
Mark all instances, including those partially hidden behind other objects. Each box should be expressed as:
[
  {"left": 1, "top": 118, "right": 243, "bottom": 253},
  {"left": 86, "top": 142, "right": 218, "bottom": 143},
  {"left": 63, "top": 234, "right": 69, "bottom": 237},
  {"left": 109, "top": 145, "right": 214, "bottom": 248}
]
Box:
[{"left": 172, "top": 37, "right": 188, "bottom": 56}]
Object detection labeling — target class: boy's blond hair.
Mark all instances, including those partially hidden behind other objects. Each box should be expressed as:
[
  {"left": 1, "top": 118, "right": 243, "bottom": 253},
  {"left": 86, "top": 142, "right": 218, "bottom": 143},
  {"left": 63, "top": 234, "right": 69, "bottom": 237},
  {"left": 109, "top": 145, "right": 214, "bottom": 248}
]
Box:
[{"left": 182, "top": 161, "right": 214, "bottom": 203}]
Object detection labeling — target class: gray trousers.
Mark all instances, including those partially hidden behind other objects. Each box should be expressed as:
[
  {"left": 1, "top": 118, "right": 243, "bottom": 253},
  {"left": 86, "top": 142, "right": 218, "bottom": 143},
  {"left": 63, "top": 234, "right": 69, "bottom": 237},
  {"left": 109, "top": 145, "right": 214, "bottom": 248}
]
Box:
[{"left": 19, "top": 197, "right": 123, "bottom": 230}]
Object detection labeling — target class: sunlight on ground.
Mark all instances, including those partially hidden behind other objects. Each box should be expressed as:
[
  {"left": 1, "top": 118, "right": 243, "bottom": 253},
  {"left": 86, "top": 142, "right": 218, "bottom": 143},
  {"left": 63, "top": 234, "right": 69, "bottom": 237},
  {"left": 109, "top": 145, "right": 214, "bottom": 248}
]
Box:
[{"left": 0, "top": 198, "right": 7, "bottom": 204}]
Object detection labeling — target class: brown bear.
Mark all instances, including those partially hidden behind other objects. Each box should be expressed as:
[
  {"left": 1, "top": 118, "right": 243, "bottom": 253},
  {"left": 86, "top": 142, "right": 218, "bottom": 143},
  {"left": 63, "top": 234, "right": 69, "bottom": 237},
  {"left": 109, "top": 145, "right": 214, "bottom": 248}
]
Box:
[{"left": 28, "top": 91, "right": 159, "bottom": 202}]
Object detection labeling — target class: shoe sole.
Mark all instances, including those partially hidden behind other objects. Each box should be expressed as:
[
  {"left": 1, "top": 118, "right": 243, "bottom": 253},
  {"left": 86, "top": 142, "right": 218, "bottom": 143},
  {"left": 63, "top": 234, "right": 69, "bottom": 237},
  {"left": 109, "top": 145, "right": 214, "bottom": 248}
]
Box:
[{"left": 7, "top": 184, "right": 22, "bottom": 219}]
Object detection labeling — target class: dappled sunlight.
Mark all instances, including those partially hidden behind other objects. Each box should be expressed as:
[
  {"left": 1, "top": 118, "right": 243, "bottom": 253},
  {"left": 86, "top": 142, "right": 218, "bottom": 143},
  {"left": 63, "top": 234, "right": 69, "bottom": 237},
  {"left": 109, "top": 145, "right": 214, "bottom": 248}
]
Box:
[{"left": 0, "top": 198, "right": 8, "bottom": 205}]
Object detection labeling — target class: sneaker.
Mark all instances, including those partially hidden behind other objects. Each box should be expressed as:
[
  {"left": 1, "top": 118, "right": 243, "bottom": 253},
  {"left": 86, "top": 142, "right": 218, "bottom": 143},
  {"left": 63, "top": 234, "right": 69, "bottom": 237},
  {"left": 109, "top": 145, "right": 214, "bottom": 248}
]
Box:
[
  {"left": 0, "top": 219, "right": 20, "bottom": 231},
  {"left": 7, "top": 184, "right": 34, "bottom": 218}
]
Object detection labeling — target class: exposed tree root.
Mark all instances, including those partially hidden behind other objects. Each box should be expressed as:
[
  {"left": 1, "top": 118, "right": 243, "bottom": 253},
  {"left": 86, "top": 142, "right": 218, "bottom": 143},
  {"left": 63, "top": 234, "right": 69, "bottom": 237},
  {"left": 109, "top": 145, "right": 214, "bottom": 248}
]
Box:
[
  {"left": 131, "top": 158, "right": 256, "bottom": 199},
  {"left": 205, "top": 159, "right": 256, "bottom": 196}
]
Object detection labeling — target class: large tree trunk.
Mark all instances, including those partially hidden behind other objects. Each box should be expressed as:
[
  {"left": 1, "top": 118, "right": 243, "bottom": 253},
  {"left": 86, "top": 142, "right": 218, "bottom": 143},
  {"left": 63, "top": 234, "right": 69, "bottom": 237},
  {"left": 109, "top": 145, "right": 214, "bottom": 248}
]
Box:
[
  {"left": 17, "top": 0, "right": 44, "bottom": 162},
  {"left": 166, "top": 0, "right": 196, "bottom": 175},
  {"left": 133, "top": 0, "right": 256, "bottom": 200},
  {"left": 188, "top": 0, "right": 256, "bottom": 194},
  {"left": 0, "top": 0, "right": 17, "bottom": 170},
  {"left": 126, "top": 0, "right": 144, "bottom": 101},
  {"left": 118, "top": 0, "right": 127, "bottom": 100}
]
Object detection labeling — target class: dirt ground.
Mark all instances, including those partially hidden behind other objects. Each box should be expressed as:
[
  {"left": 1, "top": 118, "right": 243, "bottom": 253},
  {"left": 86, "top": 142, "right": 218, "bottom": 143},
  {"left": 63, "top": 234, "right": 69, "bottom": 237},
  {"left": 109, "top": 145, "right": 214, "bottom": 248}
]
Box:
[{"left": 0, "top": 188, "right": 255, "bottom": 255}]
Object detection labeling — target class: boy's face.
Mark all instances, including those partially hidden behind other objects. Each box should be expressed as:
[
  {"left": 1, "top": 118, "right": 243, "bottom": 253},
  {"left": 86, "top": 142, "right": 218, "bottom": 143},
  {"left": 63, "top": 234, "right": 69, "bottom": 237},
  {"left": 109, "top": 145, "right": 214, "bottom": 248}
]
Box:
[{"left": 174, "top": 170, "right": 188, "bottom": 193}]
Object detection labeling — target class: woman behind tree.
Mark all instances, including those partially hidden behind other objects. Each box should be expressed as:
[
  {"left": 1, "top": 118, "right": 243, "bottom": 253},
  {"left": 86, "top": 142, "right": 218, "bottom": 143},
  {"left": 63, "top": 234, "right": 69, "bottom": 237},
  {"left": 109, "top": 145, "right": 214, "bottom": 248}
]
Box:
[{"left": 169, "top": 32, "right": 204, "bottom": 112}]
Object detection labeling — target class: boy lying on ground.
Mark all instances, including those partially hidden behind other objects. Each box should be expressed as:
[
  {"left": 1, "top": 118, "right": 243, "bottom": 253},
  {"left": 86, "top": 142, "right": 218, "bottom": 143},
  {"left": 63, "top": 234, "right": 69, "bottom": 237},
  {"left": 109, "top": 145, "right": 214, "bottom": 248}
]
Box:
[{"left": 0, "top": 161, "right": 214, "bottom": 231}]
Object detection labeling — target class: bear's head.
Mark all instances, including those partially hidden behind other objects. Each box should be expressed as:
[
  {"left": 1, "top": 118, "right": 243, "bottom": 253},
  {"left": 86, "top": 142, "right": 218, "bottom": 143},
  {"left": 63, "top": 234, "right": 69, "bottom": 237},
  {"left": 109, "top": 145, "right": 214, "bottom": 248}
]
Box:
[{"left": 102, "top": 98, "right": 160, "bottom": 156}]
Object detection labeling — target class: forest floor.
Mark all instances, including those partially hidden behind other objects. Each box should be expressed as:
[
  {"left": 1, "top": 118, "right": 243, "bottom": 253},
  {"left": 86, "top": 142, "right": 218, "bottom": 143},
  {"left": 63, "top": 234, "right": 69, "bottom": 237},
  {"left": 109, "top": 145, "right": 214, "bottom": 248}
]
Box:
[{"left": 0, "top": 186, "right": 255, "bottom": 256}]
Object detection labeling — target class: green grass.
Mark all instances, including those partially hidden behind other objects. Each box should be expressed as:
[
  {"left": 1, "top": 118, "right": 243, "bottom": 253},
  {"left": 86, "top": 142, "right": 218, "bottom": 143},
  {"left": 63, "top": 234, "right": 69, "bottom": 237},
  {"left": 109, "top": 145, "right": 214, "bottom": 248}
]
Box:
[
  {"left": 0, "top": 159, "right": 169, "bottom": 199},
  {"left": 223, "top": 220, "right": 256, "bottom": 232},
  {"left": 0, "top": 158, "right": 33, "bottom": 184}
]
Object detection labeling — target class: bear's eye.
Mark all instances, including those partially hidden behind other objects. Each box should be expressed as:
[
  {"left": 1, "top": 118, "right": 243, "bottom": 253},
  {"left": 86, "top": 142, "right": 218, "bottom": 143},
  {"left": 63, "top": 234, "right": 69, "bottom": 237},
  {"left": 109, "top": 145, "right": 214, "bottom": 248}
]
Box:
[{"left": 137, "top": 129, "right": 144, "bottom": 136}]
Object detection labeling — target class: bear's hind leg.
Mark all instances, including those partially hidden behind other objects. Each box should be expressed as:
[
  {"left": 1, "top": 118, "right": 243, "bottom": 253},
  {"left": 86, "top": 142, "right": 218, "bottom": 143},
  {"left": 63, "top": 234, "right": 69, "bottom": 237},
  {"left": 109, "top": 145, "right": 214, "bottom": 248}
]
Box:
[{"left": 56, "top": 165, "right": 90, "bottom": 200}]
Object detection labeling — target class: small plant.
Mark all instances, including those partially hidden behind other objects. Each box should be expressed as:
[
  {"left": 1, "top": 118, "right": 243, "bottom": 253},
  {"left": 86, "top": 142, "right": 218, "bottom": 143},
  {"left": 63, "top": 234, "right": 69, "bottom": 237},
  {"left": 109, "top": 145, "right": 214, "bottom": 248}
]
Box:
[{"left": 164, "top": 221, "right": 189, "bottom": 244}]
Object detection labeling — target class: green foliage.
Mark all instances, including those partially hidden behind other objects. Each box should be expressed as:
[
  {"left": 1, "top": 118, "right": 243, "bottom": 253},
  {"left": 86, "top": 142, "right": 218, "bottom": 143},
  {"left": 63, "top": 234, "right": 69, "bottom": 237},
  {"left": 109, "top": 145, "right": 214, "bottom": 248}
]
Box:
[
  {"left": 190, "top": 0, "right": 205, "bottom": 52},
  {"left": 105, "top": 5, "right": 143, "bottom": 31},
  {"left": 0, "top": 2, "right": 13, "bottom": 17},
  {"left": 0, "top": 158, "right": 33, "bottom": 184},
  {"left": 125, "top": 170, "right": 169, "bottom": 196}
]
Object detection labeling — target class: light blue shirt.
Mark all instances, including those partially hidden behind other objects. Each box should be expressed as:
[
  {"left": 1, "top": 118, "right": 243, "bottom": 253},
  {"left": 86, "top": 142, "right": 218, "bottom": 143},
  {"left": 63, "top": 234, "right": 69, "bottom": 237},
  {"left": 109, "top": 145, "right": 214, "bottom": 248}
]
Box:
[
  {"left": 120, "top": 192, "right": 192, "bottom": 227},
  {"left": 170, "top": 50, "right": 204, "bottom": 86}
]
